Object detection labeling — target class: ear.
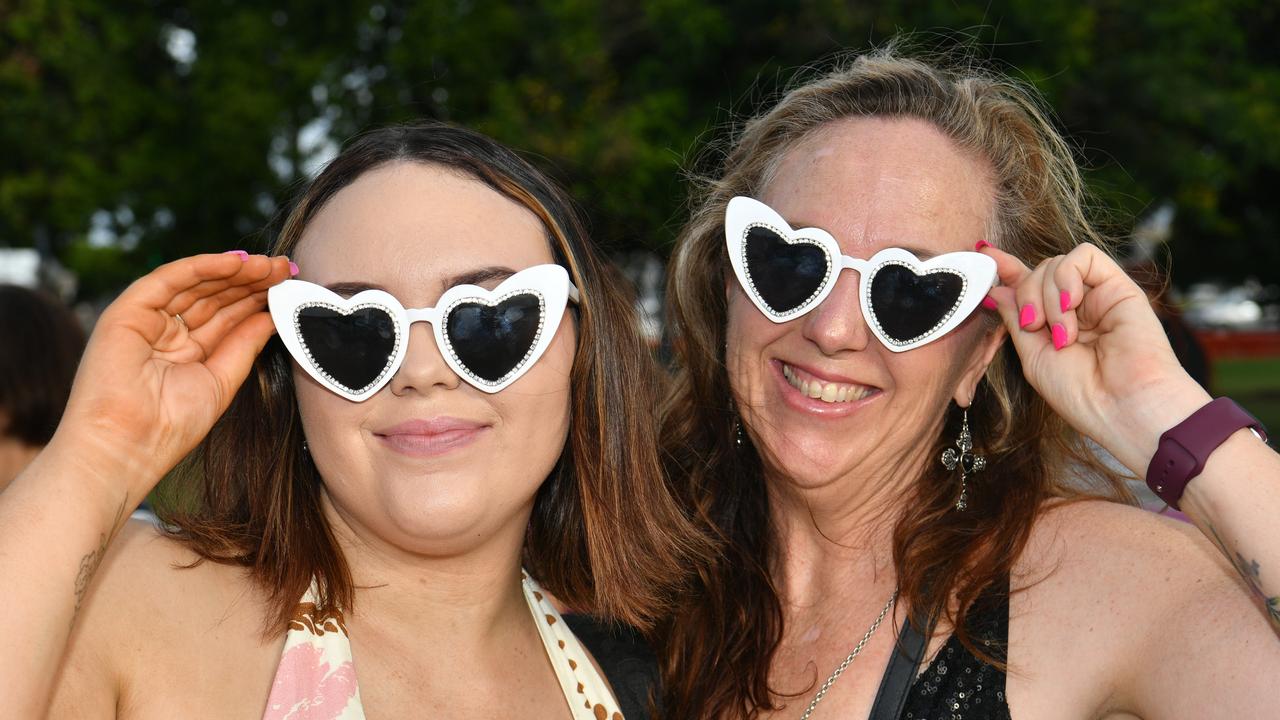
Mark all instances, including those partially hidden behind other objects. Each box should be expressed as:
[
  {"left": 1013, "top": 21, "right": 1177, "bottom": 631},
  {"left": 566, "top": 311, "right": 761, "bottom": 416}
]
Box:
[{"left": 953, "top": 322, "right": 1007, "bottom": 407}]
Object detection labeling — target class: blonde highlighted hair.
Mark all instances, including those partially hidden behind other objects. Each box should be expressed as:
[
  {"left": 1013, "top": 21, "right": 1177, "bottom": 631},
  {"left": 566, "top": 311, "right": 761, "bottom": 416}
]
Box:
[{"left": 658, "top": 46, "right": 1132, "bottom": 718}]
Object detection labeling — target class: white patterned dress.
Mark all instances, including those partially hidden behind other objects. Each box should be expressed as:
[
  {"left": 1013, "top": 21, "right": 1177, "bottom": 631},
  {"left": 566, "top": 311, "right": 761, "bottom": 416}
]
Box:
[{"left": 261, "top": 571, "right": 624, "bottom": 720}]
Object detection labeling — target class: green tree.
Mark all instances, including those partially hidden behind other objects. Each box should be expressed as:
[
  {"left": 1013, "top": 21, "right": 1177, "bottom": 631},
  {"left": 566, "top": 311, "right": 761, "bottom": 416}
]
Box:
[{"left": 3, "top": 1, "right": 1277, "bottom": 299}]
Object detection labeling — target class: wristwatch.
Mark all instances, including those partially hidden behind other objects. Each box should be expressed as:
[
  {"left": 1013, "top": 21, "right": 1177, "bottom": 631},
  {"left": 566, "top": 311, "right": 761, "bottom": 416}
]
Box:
[{"left": 1146, "top": 397, "right": 1269, "bottom": 510}]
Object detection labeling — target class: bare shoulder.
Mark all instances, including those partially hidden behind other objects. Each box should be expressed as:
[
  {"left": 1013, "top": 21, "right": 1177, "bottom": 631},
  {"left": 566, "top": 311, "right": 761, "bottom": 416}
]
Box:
[
  {"left": 80, "top": 518, "right": 266, "bottom": 630},
  {"left": 50, "top": 519, "right": 278, "bottom": 718},
  {"left": 1007, "top": 499, "right": 1279, "bottom": 718},
  {"left": 1023, "top": 499, "right": 1227, "bottom": 578},
  {"left": 1015, "top": 499, "right": 1247, "bottom": 626}
]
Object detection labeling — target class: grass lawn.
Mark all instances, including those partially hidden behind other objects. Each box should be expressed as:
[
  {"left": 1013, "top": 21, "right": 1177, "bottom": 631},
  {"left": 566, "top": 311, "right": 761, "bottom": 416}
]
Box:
[{"left": 1213, "top": 357, "right": 1280, "bottom": 433}]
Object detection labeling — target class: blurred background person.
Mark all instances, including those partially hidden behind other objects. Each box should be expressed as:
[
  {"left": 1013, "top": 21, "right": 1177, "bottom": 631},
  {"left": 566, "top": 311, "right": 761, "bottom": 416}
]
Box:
[{"left": 0, "top": 284, "right": 85, "bottom": 492}]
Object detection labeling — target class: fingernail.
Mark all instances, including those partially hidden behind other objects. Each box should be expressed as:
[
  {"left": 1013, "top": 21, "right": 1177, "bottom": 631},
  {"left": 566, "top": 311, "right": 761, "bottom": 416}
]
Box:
[
  {"left": 288, "top": 261, "right": 299, "bottom": 276},
  {"left": 1052, "top": 323, "right": 1068, "bottom": 350},
  {"left": 981, "top": 296, "right": 998, "bottom": 310},
  {"left": 974, "top": 240, "right": 992, "bottom": 251},
  {"left": 1059, "top": 290, "right": 1071, "bottom": 313},
  {"left": 1019, "top": 304, "right": 1036, "bottom": 328},
  {"left": 224, "top": 250, "right": 250, "bottom": 260}
]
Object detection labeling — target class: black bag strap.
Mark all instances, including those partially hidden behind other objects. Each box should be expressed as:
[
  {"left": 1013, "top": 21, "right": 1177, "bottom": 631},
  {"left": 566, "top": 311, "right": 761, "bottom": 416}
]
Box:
[{"left": 867, "top": 614, "right": 932, "bottom": 720}]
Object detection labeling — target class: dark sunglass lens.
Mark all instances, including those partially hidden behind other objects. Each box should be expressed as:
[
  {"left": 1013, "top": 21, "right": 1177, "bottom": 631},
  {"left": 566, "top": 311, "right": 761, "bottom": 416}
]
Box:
[
  {"left": 869, "top": 265, "right": 964, "bottom": 345},
  {"left": 296, "top": 306, "right": 397, "bottom": 392},
  {"left": 743, "top": 226, "right": 829, "bottom": 314},
  {"left": 445, "top": 294, "right": 543, "bottom": 384}
]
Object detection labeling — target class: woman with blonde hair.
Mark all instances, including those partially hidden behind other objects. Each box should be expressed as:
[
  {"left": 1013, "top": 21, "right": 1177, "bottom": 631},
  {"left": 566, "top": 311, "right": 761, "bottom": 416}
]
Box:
[{"left": 659, "top": 48, "right": 1280, "bottom": 718}]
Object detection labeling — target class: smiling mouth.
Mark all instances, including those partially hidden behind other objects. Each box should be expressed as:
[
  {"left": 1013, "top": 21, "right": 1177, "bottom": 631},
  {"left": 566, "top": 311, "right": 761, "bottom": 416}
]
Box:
[
  {"left": 374, "top": 417, "right": 489, "bottom": 458},
  {"left": 781, "top": 362, "right": 877, "bottom": 404}
]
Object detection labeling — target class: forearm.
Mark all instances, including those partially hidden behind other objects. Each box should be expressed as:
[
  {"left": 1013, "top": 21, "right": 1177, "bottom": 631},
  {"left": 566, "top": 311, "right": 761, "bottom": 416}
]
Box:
[
  {"left": 0, "top": 436, "right": 139, "bottom": 714},
  {"left": 1178, "top": 429, "right": 1280, "bottom": 631},
  {"left": 1097, "top": 376, "right": 1280, "bottom": 632}
]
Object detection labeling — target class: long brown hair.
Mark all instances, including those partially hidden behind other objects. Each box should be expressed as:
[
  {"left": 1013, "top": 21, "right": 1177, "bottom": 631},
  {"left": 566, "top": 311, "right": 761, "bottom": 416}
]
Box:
[
  {"left": 157, "top": 121, "right": 710, "bottom": 635},
  {"left": 0, "top": 285, "right": 85, "bottom": 447},
  {"left": 658, "top": 47, "right": 1132, "bottom": 718}
]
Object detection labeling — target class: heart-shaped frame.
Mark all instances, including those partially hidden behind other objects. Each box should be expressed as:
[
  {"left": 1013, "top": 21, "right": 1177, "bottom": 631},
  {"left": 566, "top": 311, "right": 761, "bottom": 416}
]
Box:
[
  {"left": 725, "top": 196, "right": 996, "bottom": 352},
  {"left": 269, "top": 264, "right": 579, "bottom": 400},
  {"left": 726, "top": 196, "right": 842, "bottom": 321}
]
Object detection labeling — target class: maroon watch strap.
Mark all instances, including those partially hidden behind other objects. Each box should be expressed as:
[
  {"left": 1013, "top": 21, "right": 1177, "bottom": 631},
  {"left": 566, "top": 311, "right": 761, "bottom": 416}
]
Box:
[{"left": 1146, "top": 397, "right": 1269, "bottom": 510}]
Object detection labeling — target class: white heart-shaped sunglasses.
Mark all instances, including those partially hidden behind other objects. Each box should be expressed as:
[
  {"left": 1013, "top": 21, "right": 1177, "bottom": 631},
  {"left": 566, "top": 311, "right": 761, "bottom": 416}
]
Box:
[
  {"left": 268, "top": 264, "right": 578, "bottom": 400},
  {"left": 726, "top": 196, "right": 996, "bottom": 351}
]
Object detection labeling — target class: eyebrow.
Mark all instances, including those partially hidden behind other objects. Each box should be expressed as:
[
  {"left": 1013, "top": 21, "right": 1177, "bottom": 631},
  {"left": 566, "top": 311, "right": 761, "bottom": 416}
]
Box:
[
  {"left": 323, "top": 281, "right": 388, "bottom": 297},
  {"left": 443, "top": 265, "right": 516, "bottom": 289},
  {"left": 322, "top": 266, "right": 518, "bottom": 299},
  {"left": 892, "top": 245, "right": 937, "bottom": 260},
  {"left": 782, "top": 215, "right": 939, "bottom": 260}
]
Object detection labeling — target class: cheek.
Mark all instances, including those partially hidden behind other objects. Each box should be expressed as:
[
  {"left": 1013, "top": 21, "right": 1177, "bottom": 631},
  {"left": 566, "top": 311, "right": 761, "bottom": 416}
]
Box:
[
  {"left": 726, "top": 287, "right": 784, "bottom": 398},
  {"left": 889, "top": 326, "right": 985, "bottom": 409},
  {"left": 292, "top": 369, "right": 369, "bottom": 472},
  {"left": 496, "top": 321, "right": 574, "bottom": 468}
]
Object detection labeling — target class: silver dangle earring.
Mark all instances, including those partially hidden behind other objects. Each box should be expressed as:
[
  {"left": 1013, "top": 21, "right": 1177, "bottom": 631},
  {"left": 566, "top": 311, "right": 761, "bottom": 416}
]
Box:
[
  {"left": 726, "top": 339, "right": 743, "bottom": 448},
  {"left": 940, "top": 407, "right": 985, "bottom": 510},
  {"left": 301, "top": 439, "right": 310, "bottom": 454},
  {"left": 728, "top": 391, "right": 746, "bottom": 449}
]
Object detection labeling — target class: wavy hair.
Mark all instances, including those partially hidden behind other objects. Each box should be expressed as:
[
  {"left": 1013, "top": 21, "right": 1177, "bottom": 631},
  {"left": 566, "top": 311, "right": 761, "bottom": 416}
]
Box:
[
  {"left": 658, "top": 47, "right": 1132, "bottom": 718},
  {"left": 157, "top": 121, "right": 710, "bottom": 636}
]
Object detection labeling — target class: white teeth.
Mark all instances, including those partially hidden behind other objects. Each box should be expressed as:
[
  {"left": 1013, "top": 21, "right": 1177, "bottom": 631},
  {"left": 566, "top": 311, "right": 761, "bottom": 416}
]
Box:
[{"left": 782, "top": 363, "right": 873, "bottom": 404}]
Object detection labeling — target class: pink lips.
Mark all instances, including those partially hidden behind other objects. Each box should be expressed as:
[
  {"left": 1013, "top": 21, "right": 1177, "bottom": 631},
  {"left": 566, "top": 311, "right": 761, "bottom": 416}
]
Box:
[
  {"left": 774, "top": 359, "right": 881, "bottom": 418},
  {"left": 374, "top": 417, "right": 488, "bottom": 458}
]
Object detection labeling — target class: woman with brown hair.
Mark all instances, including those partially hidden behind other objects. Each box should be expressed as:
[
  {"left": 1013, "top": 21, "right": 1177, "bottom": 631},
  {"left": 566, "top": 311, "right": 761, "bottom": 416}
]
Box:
[
  {"left": 0, "top": 123, "right": 703, "bottom": 718},
  {"left": 0, "top": 285, "right": 85, "bottom": 491},
  {"left": 659, "top": 48, "right": 1280, "bottom": 718}
]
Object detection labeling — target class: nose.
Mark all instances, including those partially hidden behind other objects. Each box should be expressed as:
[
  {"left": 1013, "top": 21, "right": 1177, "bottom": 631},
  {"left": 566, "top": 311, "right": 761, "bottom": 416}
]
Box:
[
  {"left": 388, "top": 321, "right": 462, "bottom": 396},
  {"left": 800, "top": 268, "right": 871, "bottom": 355}
]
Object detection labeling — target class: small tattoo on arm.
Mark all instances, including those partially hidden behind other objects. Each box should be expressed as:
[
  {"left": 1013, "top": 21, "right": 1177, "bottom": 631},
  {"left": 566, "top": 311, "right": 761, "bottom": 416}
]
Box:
[
  {"left": 72, "top": 536, "right": 108, "bottom": 613},
  {"left": 1206, "top": 521, "right": 1280, "bottom": 629},
  {"left": 72, "top": 500, "right": 128, "bottom": 615}
]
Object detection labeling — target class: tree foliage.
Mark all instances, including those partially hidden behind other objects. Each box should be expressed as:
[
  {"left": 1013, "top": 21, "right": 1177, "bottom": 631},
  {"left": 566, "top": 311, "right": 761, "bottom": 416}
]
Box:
[{"left": 2, "top": 0, "right": 1277, "bottom": 298}]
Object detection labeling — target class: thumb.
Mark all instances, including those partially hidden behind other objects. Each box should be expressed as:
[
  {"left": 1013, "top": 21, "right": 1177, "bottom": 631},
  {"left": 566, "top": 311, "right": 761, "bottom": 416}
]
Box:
[{"left": 203, "top": 312, "right": 278, "bottom": 411}]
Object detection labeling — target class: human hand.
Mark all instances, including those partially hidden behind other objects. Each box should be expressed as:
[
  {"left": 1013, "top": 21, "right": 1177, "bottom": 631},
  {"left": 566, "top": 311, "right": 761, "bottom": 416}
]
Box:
[
  {"left": 978, "top": 241, "right": 1211, "bottom": 475},
  {"left": 52, "top": 251, "right": 295, "bottom": 500}
]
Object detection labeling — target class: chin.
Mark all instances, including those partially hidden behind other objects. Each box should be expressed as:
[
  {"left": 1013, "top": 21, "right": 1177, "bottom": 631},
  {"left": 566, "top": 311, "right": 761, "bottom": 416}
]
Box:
[
  {"left": 758, "top": 430, "right": 870, "bottom": 489},
  {"left": 381, "top": 481, "right": 523, "bottom": 553},
  {"left": 320, "top": 472, "right": 531, "bottom": 559},
  {"left": 773, "top": 460, "right": 844, "bottom": 490}
]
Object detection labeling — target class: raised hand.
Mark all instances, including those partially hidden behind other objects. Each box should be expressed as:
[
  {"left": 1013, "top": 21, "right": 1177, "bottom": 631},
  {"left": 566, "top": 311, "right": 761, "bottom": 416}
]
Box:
[
  {"left": 56, "top": 251, "right": 295, "bottom": 500},
  {"left": 977, "top": 241, "right": 1211, "bottom": 474}
]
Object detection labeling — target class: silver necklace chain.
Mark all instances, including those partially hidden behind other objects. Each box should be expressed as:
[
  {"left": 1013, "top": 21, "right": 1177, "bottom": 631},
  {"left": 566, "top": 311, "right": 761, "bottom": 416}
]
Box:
[{"left": 797, "top": 590, "right": 899, "bottom": 720}]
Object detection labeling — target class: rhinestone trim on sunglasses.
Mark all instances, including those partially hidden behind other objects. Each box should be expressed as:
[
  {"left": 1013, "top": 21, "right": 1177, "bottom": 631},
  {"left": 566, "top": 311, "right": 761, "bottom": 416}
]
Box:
[
  {"left": 439, "top": 290, "right": 547, "bottom": 389},
  {"left": 738, "top": 220, "right": 834, "bottom": 320},
  {"left": 724, "top": 196, "right": 997, "bottom": 353},
  {"left": 293, "top": 300, "right": 403, "bottom": 396},
  {"left": 861, "top": 261, "right": 969, "bottom": 348},
  {"left": 269, "top": 264, "right": 578, "bottom": 399}
]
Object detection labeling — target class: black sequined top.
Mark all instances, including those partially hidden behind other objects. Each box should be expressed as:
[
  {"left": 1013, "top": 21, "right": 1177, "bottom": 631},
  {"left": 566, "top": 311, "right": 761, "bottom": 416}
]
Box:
[{"left": 900, "top": 582, "right": 1011, "bottom": 720}]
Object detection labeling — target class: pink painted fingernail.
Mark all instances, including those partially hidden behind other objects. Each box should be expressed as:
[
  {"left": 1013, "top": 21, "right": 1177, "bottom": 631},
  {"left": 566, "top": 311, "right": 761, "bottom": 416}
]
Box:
[
  {"left": 1019, "top": 304, "right": 1036, "bottom": 328},
  {"left": 224, "top": 250, "right": 250, "bottom": 260},
  {"left": 981, "top": 296, "right": 998, "bottom": 310},
  {"left": 1052, "top": 323, "right": 1068, "bottom": 350},
  {"left": 288, "top": 261, "right": 299, "bottom": 276},
  {"left": 974, "top": 240, "right": 992, "bottom": 251},
  {"left": 1059, "top": 290, "right": 1071, "bottom": 313}
]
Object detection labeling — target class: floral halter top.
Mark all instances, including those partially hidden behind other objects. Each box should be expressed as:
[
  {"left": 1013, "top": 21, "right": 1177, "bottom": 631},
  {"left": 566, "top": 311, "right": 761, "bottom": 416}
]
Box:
[{"left": 261, "top": 571, "right": 624, "bottom": 720}]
